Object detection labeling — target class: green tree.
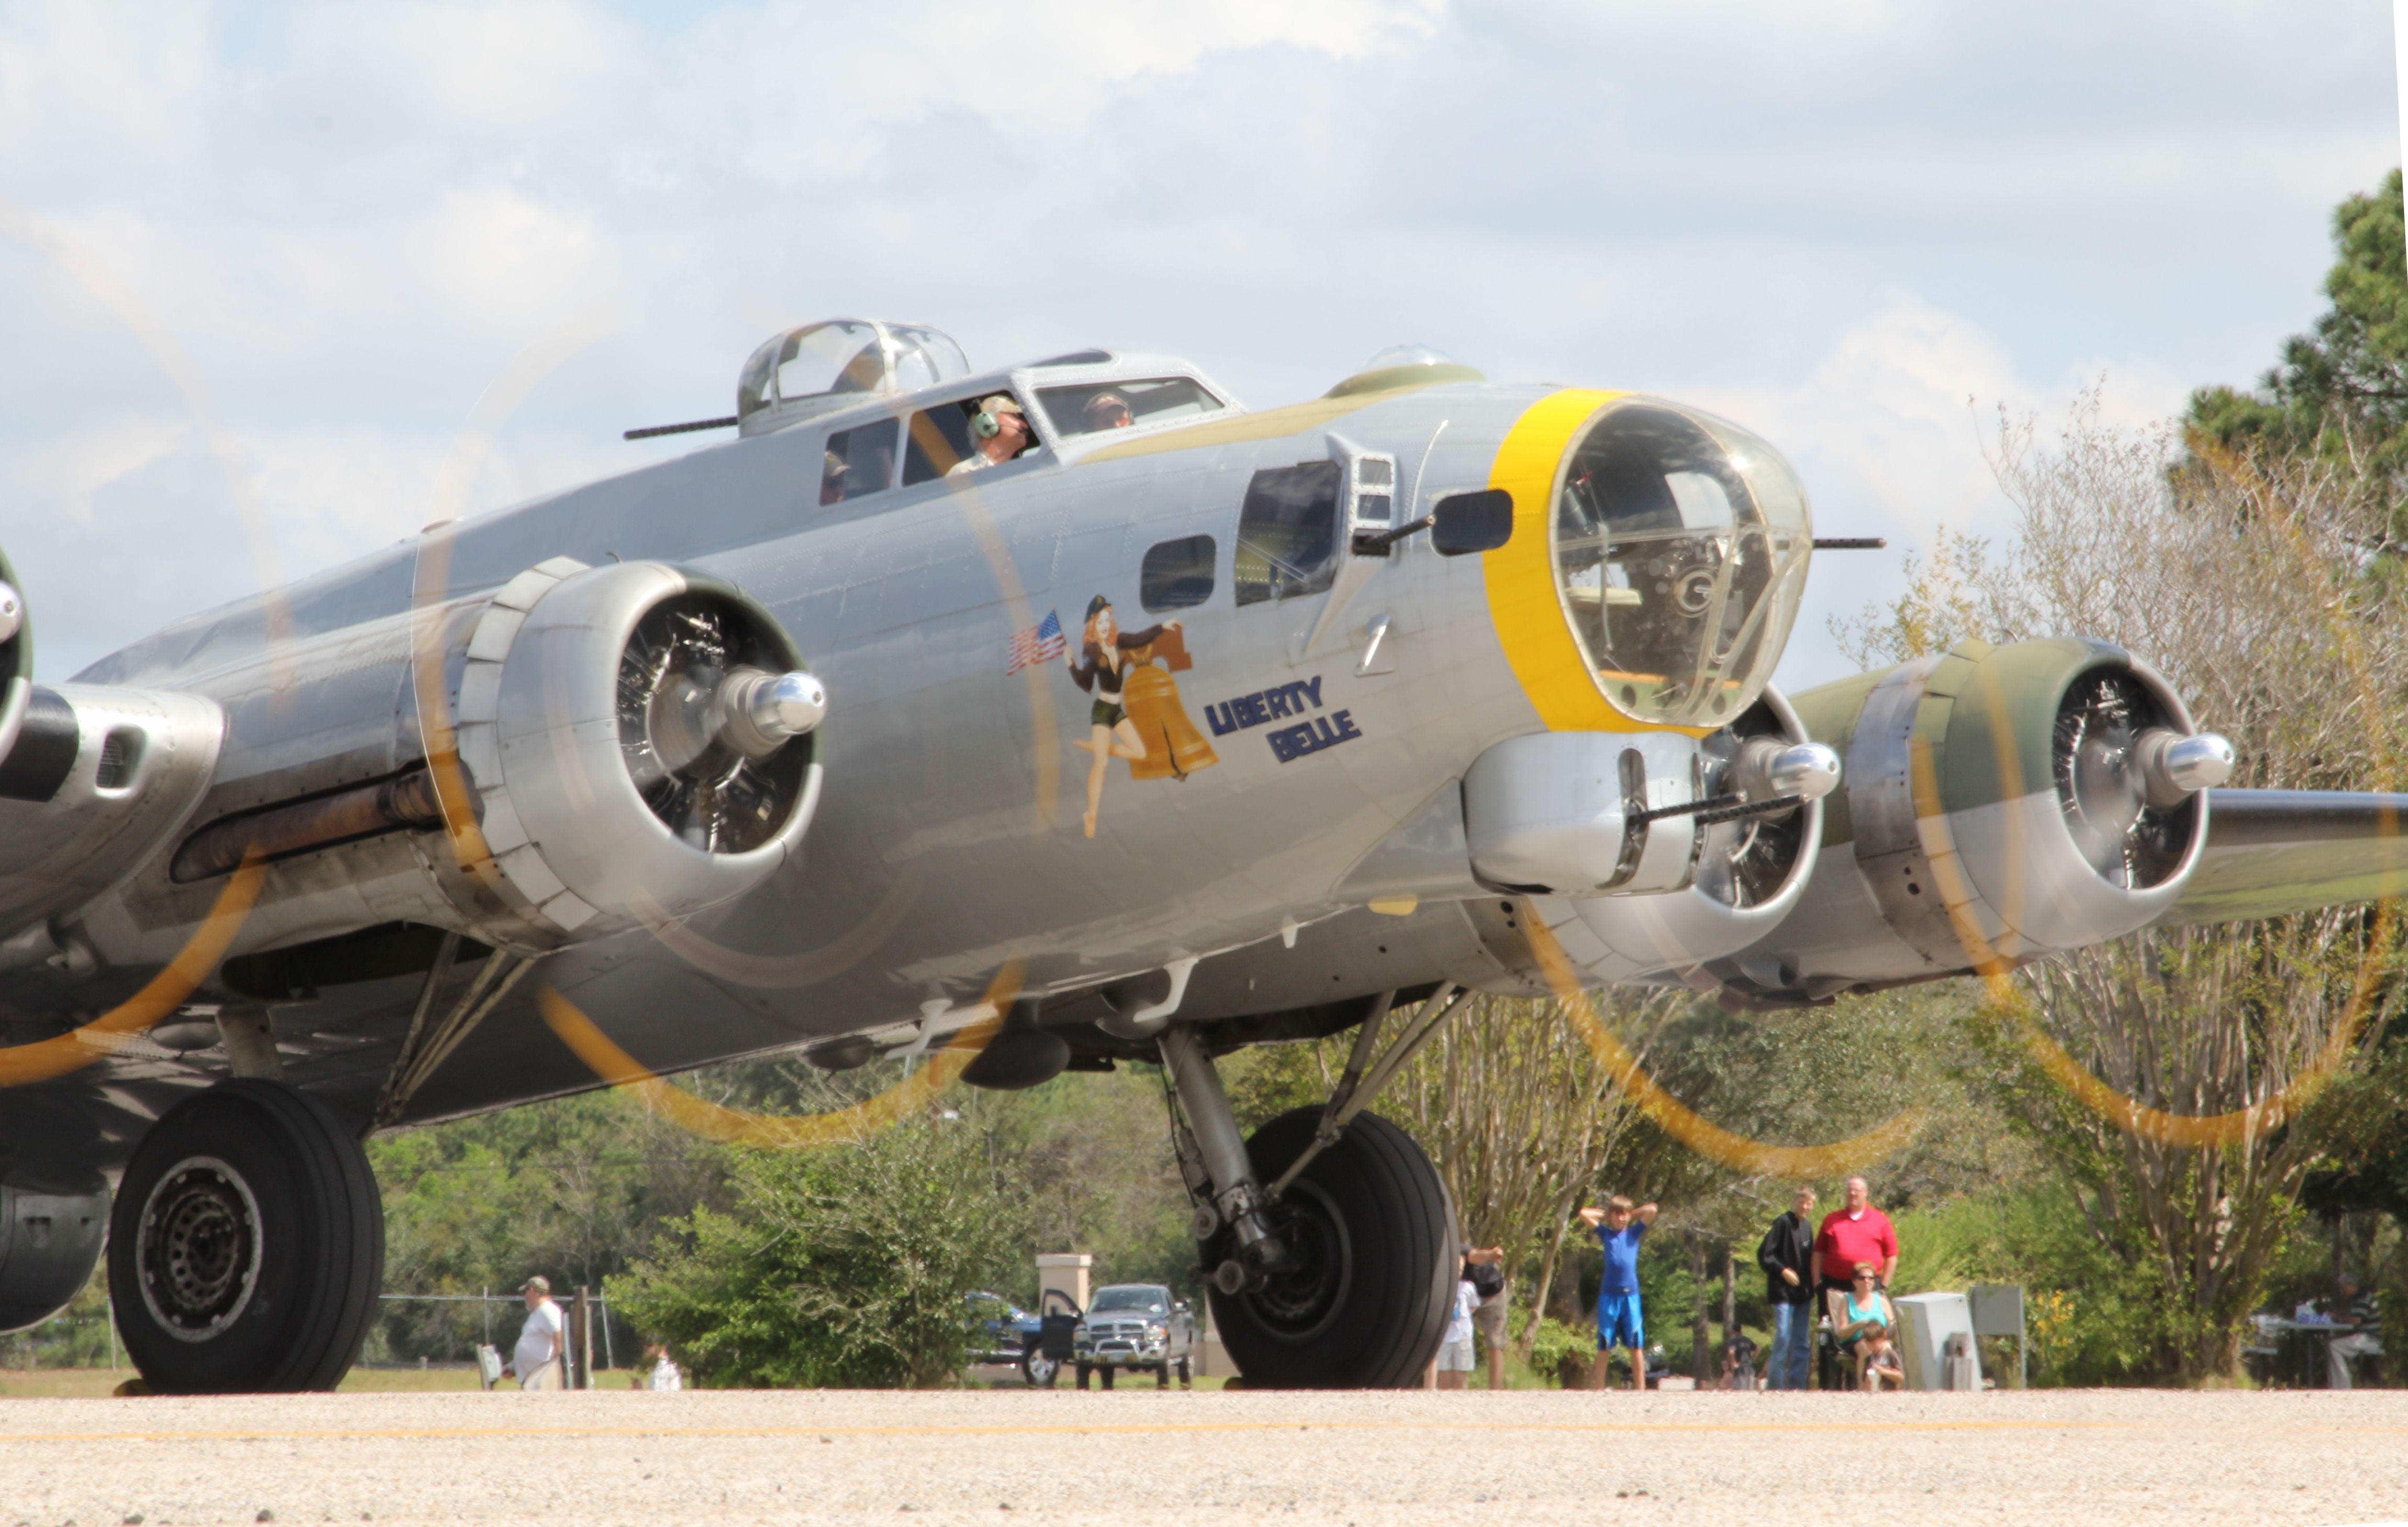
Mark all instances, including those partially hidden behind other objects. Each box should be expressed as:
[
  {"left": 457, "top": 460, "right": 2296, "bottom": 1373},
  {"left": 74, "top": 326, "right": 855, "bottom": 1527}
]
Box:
[
  {"left": 1846, "top": 373, "right": 2408, "bottom": 1381},
  {"left": 2190, "top": 169, "right": 2408, "bottom": 523},
  {"left": 368, "top": 1085, "right": 730, "bottom": 1363},
  {"left": 608, "top": 1114, "right": 1031, "bottom": 1388}
]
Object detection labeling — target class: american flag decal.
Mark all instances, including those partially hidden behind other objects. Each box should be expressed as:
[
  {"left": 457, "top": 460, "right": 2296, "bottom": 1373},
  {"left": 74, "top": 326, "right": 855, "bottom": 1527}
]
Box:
[{"left": 1006, "top": 609, "right": 1065, "bottom": 674}]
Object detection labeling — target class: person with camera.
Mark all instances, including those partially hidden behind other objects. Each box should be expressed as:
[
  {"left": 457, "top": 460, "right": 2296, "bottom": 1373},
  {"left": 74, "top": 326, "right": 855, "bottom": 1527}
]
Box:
[{"left": 1463, "top": 1244, "right": 1508, "bottom": 1390}]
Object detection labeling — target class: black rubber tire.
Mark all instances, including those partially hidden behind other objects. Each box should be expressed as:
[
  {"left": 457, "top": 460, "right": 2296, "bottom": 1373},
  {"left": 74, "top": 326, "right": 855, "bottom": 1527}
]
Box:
[
  {"left": 108, "top": 1080, "right": 384, "bottom": 1394},
  {"left": 1155, "top": 1362, "right": 1169, "bottom": 1388},
  {"left": 1099, "top": 1365, "right": 1116, "bottom": 1389},
  {"left": 1176, "top": 1355, "right": 1192, "bottom": 1388},
  {"left": 1204, "top": 1107, "right": 1454, "bottom": 1389},
  {"left": 1021, "top": 1340, "right": 1059, "bottom": 1388},
  {"left": 1076, "top": 1363, "right": 1091, "bottom": 1389}
]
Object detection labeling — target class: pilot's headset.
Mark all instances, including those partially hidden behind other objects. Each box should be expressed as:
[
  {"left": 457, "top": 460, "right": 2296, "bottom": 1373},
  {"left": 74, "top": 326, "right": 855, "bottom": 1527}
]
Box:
[{"left": 970, "top": 394, "right": 1024, "bottom": 440}]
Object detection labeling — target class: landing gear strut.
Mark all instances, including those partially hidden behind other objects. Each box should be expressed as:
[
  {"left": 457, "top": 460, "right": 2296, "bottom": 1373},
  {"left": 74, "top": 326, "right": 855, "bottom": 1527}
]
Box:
[
  {"left": 108, "top": 1080, "right": 384, "bottom": 1393},
  {"left": 1156, "top": 1007, "right": 1460, "bottom": 1389}
]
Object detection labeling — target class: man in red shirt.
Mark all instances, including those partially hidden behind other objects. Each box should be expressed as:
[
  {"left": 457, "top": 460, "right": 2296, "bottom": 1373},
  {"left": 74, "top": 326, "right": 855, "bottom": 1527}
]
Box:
[{"left": 1810, "top": 1175, "right": 1899, "bottom": 1298}]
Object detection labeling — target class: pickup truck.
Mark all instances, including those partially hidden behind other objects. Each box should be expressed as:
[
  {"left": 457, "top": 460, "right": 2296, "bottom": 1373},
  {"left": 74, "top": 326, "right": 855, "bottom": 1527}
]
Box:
[{"left": 1073, "top": 1283, "right": 1197, "bottom": 1389}]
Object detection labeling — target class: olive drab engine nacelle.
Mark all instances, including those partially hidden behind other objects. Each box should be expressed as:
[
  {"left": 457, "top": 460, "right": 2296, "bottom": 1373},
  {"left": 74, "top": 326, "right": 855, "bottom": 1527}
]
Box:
[{"left": 1697, "top": 637, "right": 2234, "bottom": 1006}]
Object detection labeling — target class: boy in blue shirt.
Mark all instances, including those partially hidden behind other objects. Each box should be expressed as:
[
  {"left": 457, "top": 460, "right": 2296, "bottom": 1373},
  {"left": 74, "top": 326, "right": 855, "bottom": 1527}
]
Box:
[{"left": 1578, "top": 1195, "right": 1660, "bottom": 1392}]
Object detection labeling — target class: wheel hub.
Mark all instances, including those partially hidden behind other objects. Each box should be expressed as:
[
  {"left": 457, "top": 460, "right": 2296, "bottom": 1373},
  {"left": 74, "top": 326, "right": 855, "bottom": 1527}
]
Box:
[
  {"left": 1237, "top": 1184, "right": 1351, "bottom": 1340},
  {"left": 137, "top": 1156, "right": 262, "bottom": 1341}
]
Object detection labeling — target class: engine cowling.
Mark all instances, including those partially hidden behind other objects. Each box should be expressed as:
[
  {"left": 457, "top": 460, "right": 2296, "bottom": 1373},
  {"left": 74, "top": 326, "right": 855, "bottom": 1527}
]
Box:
[
  {"left": 1701, "top": 637, "right": 2233, "bottom": 1006},
  {"left": 0, "top": 1178, "right": 107, "bottom": 1332},
  {"left": 437, "top": 557, "right": 825, "bottom": 939},
  {"left": 0, "top": 545, "right": 29, "bottom": 765},
  {"left": 84, "top": 557, "right": 825, "bottom": 972}
]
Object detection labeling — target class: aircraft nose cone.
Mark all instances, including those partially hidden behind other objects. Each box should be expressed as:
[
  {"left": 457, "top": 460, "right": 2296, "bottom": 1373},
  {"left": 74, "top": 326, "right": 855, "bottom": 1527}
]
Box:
[
  {"left": 2136, "top": 727, "right": 2234, "bottom": 806},
  {"left": 710, "top": 667, "right": 828, "bottom": 758},
  {"left": 1767, "top": 742, "right": 1840, "bottom": 801},
  {"left": 747, "top": 670, "right": 828, "bottom": 739}
]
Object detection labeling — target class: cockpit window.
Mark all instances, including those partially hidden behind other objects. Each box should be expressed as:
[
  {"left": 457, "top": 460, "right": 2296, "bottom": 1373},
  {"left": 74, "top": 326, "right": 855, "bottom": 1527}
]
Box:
[
  {"left": 903, "top": 394, "right": 1038, "bottom": 485},
  {"left": 1034, "top": 376, "right": 1224, "bottom": 441},
  {"left": 821, "top": 419, "right": 898, "bottom": 505},
  {"left": 1553, "top": 401, "right": 1810, "bottom": 727}
]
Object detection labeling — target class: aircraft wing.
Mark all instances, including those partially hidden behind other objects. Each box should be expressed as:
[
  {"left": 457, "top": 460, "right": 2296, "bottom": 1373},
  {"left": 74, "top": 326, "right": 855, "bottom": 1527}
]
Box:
[{"left": 2159, "top": 789, "right": 2408, "bottom": 926}]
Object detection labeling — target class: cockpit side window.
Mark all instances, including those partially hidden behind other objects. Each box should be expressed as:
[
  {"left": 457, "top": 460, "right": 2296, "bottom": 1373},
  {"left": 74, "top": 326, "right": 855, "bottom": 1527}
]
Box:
[
  {"left": 1034, "top": 376, "right": 1224, "bottom": 441},
  {"left": 1234, "top": 462, "right": 1342, "bottom": 606},
  {"left": 903, "top": 393, "right": 1037, "bottom": 485},
  {"left": 820, "top": 418, "right": 899, "bottom": 506}
]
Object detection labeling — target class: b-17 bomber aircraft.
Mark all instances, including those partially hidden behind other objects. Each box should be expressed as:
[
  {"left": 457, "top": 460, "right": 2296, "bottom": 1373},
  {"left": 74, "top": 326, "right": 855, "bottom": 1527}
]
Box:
[{"left": 0, "top": 318, "right": 2398, "bottom": 1392}]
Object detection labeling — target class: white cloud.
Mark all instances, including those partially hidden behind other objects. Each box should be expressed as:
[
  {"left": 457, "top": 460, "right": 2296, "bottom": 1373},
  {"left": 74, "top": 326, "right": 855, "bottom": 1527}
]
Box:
[{"left": 0, "top": 0, "right": 2394, "bottom": 679}]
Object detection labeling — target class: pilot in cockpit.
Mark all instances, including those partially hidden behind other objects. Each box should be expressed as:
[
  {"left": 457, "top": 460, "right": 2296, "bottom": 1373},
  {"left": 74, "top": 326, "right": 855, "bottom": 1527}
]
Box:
[
  {"left": 948, "top": 394, "right": 1033, "bottom": 475},
  {"left": 1083, "top": 391, "right": 1133, "bottom": 431}
]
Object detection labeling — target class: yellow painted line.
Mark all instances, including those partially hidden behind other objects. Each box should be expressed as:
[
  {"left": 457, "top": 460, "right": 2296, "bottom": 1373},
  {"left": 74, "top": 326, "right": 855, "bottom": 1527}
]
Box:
[
  {"left": 0, "top": 1417, "right": 2395, "bottom": 1444},
  {"left": 1078, "top": 392, "right": 1391, "bottom": 464}
]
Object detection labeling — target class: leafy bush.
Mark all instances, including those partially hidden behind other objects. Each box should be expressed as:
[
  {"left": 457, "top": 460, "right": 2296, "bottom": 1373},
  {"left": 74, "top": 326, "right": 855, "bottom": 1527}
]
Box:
[
  {"left": 1522, "top": 1311, "right": 1594, "bottom": 1388},
  {"left": 609, "top": 1116, "right": 1030, "bottom": 1388}
]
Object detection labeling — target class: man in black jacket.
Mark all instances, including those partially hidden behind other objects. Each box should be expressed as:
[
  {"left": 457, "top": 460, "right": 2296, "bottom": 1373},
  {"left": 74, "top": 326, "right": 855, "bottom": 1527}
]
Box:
[{"left": 1757, "top": 1186, "right": 1818, "bottom": 1390}]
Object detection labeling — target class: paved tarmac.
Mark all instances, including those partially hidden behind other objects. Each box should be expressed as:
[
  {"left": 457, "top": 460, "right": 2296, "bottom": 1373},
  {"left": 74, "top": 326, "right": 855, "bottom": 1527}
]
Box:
[{"left": 1, "top": 1387, "right": 2403, "bottom": 1526}]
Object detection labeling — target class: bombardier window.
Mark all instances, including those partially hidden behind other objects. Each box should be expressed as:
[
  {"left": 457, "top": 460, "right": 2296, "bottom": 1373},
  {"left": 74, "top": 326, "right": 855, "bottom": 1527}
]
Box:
[
  {"left": 904, "top": 393, "right": 1037, "bottom": 484},
  {"left": 1034, "top": 376, "right": 1224, "bottom": 441},
  {"left": 1234, "top": 462, "right": 1342, "bottom": 607},
  {"left": 820, "top": 419, "right": 898, "bottom": 506},
  {"left": 1140, "top": 535, "right": 1216, "bottom": 612},
  {"left": 1553, "top": 401, "right": 1811, "bottom": 727}
]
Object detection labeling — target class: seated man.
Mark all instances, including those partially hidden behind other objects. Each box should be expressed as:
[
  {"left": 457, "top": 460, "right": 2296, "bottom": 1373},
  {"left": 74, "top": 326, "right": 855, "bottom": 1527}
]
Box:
[
  {"left": 1718, "top": 1332, "right": 1760, "bottom": 1391},
  {"left": 948, "top": 394, "right": 1033, "bottom": 475},
  {"left": 1830, "top": 1263, "right": 1902, "bottom": 1392},
  {"left": 2322, "top": 1273, "right": 2384, "bottom": 1390}
]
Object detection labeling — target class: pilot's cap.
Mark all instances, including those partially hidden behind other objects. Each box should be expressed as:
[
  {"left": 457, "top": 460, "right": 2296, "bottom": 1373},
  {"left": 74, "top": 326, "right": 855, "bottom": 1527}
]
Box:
[{"left": 522, "top": 1275, "right": 551, "bottom": 1294}]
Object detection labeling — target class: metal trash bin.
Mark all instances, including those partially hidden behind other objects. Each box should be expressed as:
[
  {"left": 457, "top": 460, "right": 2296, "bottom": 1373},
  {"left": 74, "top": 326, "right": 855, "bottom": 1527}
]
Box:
[{"left": 1892, "top": 1292, "right": 1983, "bottom": 1391}]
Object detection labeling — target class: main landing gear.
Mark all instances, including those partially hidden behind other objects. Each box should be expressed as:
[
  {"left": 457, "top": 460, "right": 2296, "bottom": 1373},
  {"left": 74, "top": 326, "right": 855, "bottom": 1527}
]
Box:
[
  {"left": 108, "top": 1080, "right": 384, "bottom": 1393},
  {"left": 1156, "top": 989, "right": 1468, "bottom": 1388}
]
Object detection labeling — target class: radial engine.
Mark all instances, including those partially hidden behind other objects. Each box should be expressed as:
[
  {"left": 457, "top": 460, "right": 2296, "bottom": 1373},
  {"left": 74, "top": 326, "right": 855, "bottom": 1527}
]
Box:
[{"left": 1696, "top": 636, "right": 2233, "bottom": 1006}]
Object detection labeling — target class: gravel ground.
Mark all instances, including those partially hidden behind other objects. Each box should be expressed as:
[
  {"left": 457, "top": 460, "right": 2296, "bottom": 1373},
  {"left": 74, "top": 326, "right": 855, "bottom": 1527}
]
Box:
[{"left": 1, "top": 1387, "right": 2403, "bottom": 1526}]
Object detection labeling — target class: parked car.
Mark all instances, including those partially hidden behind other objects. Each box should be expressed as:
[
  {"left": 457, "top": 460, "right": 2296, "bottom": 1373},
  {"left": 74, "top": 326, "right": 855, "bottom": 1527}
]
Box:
[
  {"left": 1073, "top": 1284, "right": 1197, "bottom": 1389},
  {"left": 965, "top": 1292, "right": 1042, "bottom": 1375}
]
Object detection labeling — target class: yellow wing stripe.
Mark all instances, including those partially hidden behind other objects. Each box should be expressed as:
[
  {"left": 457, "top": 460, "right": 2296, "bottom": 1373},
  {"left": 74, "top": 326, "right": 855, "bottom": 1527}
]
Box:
[{"left": 1481, "top": 388, "right": 1659, "bottom": 734}]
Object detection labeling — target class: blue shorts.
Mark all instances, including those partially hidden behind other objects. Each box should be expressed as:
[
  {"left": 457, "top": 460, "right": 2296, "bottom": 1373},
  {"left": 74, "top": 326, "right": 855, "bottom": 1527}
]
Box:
[{"left": 1596, "top": 1292, "right": 1644, "bottom": 1350}]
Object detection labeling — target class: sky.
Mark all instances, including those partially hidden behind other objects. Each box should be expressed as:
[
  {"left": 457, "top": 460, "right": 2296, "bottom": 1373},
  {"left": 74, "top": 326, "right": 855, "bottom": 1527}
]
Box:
[{"left": 0, "top": 0, "right": 2397, "bottom": 689}]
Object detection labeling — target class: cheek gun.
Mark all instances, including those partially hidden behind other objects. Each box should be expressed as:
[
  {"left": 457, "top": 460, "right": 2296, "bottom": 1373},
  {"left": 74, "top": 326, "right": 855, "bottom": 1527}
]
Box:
[{"left": 1450, "top": 687, "right": 1844, "bottom": 989}]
